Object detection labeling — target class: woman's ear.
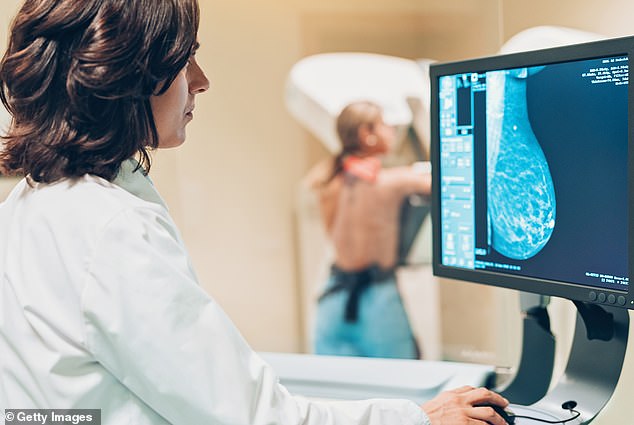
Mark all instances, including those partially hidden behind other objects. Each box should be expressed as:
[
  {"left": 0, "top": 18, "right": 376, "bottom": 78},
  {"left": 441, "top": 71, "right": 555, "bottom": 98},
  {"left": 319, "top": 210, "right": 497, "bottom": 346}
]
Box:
[{"left": 357, "top": 124, "right": 376, "bottom": 148}]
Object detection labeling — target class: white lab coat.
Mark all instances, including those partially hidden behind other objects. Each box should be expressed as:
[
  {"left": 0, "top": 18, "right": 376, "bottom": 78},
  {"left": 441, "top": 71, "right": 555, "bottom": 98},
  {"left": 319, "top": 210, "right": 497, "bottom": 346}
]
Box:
[{"left": 0, "top": 159, "right": 429, "bottom": 425}]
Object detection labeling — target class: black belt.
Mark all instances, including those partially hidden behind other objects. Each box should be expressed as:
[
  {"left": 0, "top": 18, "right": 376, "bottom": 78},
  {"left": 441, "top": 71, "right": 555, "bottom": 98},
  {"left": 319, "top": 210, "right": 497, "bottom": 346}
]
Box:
[{"left": 318, "top": 264, "right": 395, "bottom": 323}]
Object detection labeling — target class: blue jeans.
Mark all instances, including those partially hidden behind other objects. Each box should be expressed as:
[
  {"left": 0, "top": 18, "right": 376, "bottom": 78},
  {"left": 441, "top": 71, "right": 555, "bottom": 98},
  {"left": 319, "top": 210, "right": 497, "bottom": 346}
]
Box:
[{"left": 314, "top": 266, "right": 419, "bottom": 359}]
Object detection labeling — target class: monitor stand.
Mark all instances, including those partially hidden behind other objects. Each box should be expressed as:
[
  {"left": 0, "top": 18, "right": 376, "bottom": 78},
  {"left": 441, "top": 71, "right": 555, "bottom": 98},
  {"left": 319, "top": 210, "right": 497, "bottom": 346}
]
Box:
[
  {"left": 496, "top": 294, "right": 555, "bottom": 405},
  {"left": 505, "top": 300, "right": 629, "bottom": 423}
]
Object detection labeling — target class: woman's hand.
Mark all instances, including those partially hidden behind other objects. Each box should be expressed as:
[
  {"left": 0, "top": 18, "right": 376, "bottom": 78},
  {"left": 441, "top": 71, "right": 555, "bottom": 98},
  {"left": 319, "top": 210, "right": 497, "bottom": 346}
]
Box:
[{"left": 421, "top": 386, "right": 510, "bottom": 425}]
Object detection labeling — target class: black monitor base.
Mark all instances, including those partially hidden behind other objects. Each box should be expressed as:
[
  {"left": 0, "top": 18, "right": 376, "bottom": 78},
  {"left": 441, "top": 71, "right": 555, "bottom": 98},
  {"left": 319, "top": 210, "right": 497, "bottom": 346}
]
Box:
[{"left": 501, "top": 300, "right": 629, "bottom": 423}]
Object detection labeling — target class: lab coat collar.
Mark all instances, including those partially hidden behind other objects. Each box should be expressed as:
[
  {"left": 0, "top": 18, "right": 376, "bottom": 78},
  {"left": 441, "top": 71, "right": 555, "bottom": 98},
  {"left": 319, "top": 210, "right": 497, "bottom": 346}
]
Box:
[{"left": 112, "top": 158, "right": 168, "bottom": 210}]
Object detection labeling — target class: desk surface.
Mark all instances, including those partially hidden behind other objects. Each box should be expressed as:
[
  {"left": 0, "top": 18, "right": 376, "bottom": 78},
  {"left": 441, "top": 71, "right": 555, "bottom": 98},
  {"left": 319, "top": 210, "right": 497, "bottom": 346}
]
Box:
[{"left": 259, "top": 352, "right": 495, "bottom": 403}]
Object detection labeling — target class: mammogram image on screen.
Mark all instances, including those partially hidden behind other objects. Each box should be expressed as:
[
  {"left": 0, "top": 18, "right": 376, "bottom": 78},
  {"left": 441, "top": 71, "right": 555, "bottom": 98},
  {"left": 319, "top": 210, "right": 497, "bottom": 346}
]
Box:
[
  {"left": 486, "top": 67, "right": 556, "bottom": 260},
  {"left": 439, "top": 55, "right": 628, "bottom": 291}
]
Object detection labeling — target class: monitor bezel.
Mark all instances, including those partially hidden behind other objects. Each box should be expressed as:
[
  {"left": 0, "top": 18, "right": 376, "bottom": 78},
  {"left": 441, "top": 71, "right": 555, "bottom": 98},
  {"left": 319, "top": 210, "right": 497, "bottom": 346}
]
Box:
[{"left": 430, "top": 35, "right": 634, "bottom": 309}]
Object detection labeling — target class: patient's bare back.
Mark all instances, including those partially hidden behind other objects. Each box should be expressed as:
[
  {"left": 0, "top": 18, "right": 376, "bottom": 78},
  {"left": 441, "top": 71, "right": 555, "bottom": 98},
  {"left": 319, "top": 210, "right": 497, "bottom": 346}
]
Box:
[{"left": 321, "top": 166, "right": 430, "bottom": 271}]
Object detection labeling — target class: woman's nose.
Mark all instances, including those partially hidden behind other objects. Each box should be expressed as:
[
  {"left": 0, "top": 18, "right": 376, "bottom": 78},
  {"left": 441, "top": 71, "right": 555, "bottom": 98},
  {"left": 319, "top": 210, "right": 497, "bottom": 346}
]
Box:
[{"left": 189, "top": 59, "right": 210, "bottom": 94}]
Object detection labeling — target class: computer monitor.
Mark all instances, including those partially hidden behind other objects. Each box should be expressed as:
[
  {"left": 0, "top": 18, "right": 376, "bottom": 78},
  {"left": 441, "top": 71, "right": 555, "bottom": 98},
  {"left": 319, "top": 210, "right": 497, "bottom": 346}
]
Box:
[{"left": 430, "top": 36, "right": 633, "bottom": 309}]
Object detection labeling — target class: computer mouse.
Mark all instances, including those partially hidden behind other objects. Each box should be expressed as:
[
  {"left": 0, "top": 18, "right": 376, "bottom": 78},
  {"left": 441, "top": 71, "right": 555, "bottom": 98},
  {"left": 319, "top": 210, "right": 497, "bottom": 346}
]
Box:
[{"left": 475, "top": 403, "right": 516, "bottom": 424}]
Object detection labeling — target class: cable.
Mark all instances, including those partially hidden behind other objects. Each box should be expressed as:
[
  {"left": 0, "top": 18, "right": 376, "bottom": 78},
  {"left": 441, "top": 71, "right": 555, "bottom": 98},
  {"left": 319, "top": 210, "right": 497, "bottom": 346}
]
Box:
[
  {"left": 511, "top": 401, "right": 581, "bottom": 424},
  {"left": 512, "top": 409, "right": 580, "bottom": 424}
]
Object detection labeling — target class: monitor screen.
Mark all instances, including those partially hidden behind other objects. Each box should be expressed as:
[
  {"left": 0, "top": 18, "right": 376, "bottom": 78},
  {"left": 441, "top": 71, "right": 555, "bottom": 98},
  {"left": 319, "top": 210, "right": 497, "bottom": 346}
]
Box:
[{"left": 430, "top": 36, "right": 634, "bottom": 309}]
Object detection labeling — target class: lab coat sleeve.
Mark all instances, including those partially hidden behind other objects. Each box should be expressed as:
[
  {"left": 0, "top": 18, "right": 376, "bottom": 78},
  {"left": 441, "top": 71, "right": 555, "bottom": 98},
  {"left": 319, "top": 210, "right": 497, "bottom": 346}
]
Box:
[{"left": 81, "top": 207, "right": 429, "bottom": 425}]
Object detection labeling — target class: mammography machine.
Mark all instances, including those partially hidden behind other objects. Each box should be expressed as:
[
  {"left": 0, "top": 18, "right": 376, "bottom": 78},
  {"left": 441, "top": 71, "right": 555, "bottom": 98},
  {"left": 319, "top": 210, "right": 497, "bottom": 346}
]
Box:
[
  {"left": 287, "top": 51, "right": 443, "bottom": 360},
  {"left": 284, "top": 51, "right": 494, "bottom": 402}
]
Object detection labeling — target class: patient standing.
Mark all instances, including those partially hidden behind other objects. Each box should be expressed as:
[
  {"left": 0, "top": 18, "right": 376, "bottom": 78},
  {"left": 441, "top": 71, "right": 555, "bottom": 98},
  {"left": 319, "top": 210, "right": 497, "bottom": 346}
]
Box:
[{"left": 309, "top": 101, "right": 431, "bottom": 359}]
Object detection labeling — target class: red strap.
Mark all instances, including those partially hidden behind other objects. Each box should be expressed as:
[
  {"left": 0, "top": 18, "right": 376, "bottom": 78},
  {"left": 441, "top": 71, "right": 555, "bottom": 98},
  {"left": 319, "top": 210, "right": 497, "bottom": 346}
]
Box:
[{"left": 342, "top": 156, "right": 381, "bottom": 183}]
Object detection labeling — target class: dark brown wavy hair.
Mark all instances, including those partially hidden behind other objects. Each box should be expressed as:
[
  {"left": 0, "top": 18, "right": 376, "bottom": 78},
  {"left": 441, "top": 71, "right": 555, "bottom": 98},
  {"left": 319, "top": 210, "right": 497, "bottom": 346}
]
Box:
[{"left": 0, "top": 0, "right": 200, "bottom": 182}]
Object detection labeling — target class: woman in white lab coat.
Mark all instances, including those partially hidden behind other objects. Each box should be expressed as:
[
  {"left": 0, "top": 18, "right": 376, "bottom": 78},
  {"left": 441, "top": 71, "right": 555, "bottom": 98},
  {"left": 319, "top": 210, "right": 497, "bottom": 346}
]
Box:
[{"left": 0, "top": 1, "right": 509, "bottom": 424}]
